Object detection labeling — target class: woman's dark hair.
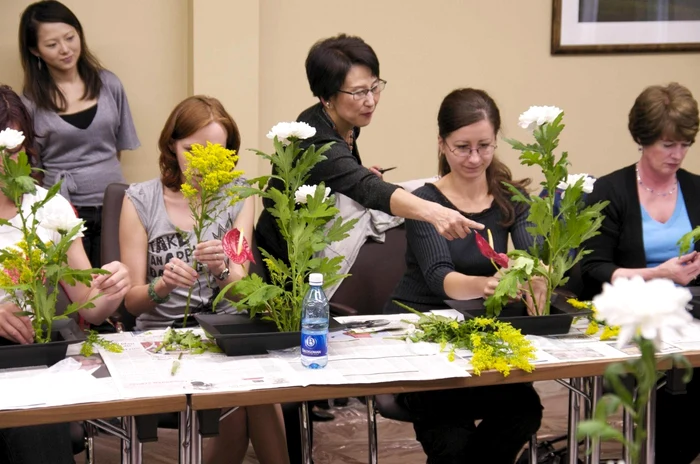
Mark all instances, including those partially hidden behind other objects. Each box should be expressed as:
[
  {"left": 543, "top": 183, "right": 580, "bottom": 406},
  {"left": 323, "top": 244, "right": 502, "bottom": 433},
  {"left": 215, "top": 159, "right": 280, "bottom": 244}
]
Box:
[
  {"left": 628, "top": 82, "right": 699, "bottom": 146},
  {"left": 438, "top": 88, "right": 530, "bottom": 227},
  {"left": 0, "top": 85, "right": 39, "bottom": 167},
  {"left": 158, "top": 96, "right": 241, "bottom": 190},
  {"left": 19, "top": 0, "right": 103, "bottom": 112},
  {"left": 305, "top": 34, "right": 380, "bottom": 101}
]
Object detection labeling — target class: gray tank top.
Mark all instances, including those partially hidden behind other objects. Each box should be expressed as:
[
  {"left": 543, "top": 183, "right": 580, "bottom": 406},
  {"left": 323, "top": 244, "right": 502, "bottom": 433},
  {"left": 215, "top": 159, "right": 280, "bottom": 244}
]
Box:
[{"left": 125, "top": 178, "right": 245, "bottom": 331}]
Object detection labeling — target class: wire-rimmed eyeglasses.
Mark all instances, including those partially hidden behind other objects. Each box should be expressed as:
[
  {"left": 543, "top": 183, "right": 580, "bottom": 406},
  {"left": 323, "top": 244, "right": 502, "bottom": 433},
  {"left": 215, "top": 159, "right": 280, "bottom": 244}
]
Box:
[
  {"left": 445, "top": 143, "right": 497, "bottom": 158},
  {"left": 337, "top": 79, "right": 387, "bottom": 101}
]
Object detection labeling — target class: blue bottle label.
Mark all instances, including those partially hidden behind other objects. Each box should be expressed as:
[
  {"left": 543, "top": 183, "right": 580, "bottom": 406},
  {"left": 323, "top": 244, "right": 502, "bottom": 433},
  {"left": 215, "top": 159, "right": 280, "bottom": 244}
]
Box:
[{"left": 301, "top": 333, "right": 327, "bottom": 357}]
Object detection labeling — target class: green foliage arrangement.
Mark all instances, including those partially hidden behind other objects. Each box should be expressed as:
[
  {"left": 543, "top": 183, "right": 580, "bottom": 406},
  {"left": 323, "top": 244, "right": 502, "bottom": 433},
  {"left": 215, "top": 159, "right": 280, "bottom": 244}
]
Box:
[
  {"left": 215, "top": 122, "right": 357, "bottom": 332},
  {"left": 483, "top": 107, "right": 608, "bottom": 316},
  {"left": 0, "top": 128, "right": 104, "bottom": 343}
]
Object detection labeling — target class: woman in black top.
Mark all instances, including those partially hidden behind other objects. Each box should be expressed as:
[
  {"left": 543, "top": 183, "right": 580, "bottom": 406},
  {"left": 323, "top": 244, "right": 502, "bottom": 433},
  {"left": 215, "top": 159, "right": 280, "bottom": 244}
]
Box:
[
  {"left": 256, "top": 34, "right": 484, "bottom": 264},
  {"left": 386, "top": 89, "right": 543, "bottom": 464},
  {"left": 257, "top": 34, "right": 486, "bottom": 464},
  {"left": 582, "top": 82, "right": 700, "bottom": 464}
]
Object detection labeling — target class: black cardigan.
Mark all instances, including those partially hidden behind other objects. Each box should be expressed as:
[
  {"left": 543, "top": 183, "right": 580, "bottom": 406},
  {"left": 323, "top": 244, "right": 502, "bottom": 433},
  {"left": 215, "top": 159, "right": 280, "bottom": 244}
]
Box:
[
  {"left": 256, "top": 103, "right": 400, "bottom": 262},
  {"left": 580, "top": 164, "right": 700, "bottom": 299}
]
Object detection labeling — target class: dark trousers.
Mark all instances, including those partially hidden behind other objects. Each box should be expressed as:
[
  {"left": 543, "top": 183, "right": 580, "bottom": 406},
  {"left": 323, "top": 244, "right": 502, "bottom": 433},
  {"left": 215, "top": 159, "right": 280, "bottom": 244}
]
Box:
[
  {"left": 282, "top": 402, "right": 314, "bottom": 464},
  {"left": 399, "top": 383, "right": 542, "bottom": 464},
  {"left": 75, "top": 205, "right": 102, "bottom": 268},
  {"left": 655, "top": 367, "right": 700, "bottom": 463},
  {"left": 0, "top": 423, "right": 74, "bottom": 464}
]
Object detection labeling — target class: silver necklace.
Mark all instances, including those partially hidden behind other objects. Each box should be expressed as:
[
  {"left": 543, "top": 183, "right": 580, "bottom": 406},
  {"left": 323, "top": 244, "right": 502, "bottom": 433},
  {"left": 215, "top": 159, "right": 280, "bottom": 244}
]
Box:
[{"left": 636, "top": 163, "right": 677, "bottom": 197}]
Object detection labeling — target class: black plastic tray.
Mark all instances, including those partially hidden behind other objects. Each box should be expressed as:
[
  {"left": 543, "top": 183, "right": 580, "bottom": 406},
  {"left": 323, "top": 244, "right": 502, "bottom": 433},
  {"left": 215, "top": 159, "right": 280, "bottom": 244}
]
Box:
[
  {"left": 445, "top": 294, "right": 590, "bottom": 336},
  {"left": 195, "top": 313, "right": 349, "bottom": 356},
  {"left": 0, "top": 318, "right": 85, "bottom": 369},
  {"left": 194, "top": 313, "right": 299, "bottom": 356}
]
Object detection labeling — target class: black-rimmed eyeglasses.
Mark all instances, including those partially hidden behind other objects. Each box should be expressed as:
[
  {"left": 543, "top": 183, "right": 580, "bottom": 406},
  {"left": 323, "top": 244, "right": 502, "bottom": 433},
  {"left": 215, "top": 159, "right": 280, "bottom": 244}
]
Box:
[{"left": 337, "top": 79, "right": 387, "bottom": 101}]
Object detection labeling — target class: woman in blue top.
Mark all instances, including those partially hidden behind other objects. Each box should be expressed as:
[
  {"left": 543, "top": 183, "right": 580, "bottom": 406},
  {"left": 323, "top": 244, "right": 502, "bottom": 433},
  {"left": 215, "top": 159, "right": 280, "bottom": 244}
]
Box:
[
  {"left": 19, "top": 0, "right": 140, "bottom": 267},
  {"left": 582, "top": 82, "right": 700, "bottom": 463}
]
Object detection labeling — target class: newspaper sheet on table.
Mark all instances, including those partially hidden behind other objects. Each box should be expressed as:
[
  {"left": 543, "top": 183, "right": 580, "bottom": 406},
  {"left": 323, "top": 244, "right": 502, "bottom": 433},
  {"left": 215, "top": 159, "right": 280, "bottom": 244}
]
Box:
[
  {"left": 98, "top": 327, "right": 469, "bottom": 398},
  {"left": 0, "top": 359, "right": 122, "bottom": 410},
  {"left": 98, "top": 329, "right": 301, "bottom": 398},
  {"left": 90, "top": 314, "right": 700, "bottom": 400}
]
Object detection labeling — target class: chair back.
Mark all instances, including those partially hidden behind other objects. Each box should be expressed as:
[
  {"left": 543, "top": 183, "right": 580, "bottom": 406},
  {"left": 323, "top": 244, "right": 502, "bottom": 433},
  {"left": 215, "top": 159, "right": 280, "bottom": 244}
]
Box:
[
  {"left": 329, "top": 225, "right": 407, "bottom": 316},
  {"left": 101, "top": 183, "right": 135, "bottom": 330},
  {"left": 101, "top": 183, "right": 129, "bottom": 266}
]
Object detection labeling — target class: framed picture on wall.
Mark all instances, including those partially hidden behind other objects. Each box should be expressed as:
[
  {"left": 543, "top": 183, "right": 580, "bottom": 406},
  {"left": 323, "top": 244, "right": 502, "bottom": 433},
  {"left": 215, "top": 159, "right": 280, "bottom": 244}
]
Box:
[{"left": 552, "top": 0, "right": 700, "bottom": 54}]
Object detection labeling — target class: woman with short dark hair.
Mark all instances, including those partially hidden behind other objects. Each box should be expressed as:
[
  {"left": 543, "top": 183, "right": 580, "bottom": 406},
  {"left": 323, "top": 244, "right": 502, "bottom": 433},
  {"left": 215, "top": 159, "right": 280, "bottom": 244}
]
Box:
[
  {"left": 582, "top": 82, "right": 700, "bottom": 463},
  {"left": 256, "top": 34, "right": 484, "bottom": 266}
]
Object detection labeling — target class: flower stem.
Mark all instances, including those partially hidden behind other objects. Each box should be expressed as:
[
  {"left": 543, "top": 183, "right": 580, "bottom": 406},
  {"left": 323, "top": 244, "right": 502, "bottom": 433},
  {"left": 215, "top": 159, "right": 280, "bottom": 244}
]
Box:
[{"left": 526, "top": 279, "right": 540, "bottom": 315}]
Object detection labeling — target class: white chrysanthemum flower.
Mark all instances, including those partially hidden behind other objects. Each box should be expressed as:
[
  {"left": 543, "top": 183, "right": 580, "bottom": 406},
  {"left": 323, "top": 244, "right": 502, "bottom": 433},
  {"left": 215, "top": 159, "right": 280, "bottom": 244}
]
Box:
[
  {"left": 294, "top": 185, "right": 331, "bottom": 204},
  {"left": 518, "top": 106, "right": 563, "bottom": 132},
  {"left": 38, "top": 207, "right": 86, "bottom": 238},
  {"left": 266, "top": 122, "right": 316, "bottom": 144},
  {"left": 0, "top": 128, "right": 25, "bottom": 150},
  {"left": 558, "top": 173, "right": 596, "bottom": 199},
  {"left": 592, "top": 276, "right": 692, "bottom": 349}
]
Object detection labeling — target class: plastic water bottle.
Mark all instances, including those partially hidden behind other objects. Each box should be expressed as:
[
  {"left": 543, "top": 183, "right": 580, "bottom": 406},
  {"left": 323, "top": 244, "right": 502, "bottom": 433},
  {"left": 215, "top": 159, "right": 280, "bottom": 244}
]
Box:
[{"left": 301, "top": 273, "right": 329, "bottom": 369}]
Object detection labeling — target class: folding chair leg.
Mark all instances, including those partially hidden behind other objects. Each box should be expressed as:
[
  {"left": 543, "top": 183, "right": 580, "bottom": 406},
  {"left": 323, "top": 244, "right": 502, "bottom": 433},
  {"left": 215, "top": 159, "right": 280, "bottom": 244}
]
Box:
[
  {"left": 366, "top": 396, "right": 378, "bottom": 464},
  {"left": 528, "top": 434, "right": 538, "bottom": 463}
]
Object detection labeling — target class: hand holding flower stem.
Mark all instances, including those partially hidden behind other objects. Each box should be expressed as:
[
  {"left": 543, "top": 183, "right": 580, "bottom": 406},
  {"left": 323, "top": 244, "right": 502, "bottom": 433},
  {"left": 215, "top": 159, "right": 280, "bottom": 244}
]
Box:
[{"left": 180, "top": 142, "right": 243, "bottom": 326}]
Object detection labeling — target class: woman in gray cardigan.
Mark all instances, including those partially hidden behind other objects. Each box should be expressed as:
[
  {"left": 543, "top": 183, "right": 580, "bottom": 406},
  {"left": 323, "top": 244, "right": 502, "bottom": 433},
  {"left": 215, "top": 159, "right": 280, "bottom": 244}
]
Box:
[{"left": 19, "top": 1, "right": 140, "bottom": 267}]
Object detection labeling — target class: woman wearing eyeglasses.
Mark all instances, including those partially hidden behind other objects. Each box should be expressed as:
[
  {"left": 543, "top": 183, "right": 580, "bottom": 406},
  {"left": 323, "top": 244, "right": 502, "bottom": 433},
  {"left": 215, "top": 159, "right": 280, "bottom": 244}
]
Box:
[
  {"left": 255, "top": 34, "right": 484, "bottom": 268},
  {"left": 581, "top": 82, "right": 700, "bottom": 463},
  {"left": 384, "top": 88, "right": 543, "bottom": 464}
]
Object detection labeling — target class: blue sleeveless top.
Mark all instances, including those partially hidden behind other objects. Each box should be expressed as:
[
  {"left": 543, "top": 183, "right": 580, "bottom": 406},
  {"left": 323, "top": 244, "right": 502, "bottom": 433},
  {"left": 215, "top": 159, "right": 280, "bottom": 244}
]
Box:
[{"left": 642, "top": 187, "right": 693, "bottom": 268}]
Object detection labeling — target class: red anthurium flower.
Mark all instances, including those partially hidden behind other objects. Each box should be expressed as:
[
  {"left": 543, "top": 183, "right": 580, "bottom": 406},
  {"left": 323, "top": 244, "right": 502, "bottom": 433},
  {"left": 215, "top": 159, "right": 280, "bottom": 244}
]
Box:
[
  {"left": 222, "top": 228, "right": 256, "bottom": 265},
  {"left": 474, "top": 230, "right": 509, "bottom": 269}
]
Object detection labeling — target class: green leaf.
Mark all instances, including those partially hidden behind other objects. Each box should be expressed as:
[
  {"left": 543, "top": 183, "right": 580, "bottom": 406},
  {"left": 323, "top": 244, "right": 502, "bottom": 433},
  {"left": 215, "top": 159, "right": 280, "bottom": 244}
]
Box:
[
  {"left": 593, "top": 393, "right": 622, "bottom": 421},
  {"left": 228, "top": 185, "right": 265, "bottom": 201},
  {"left": 577, "top": 419, "right": 626, "bottom": 443},
  {"left": 678, "top": 226, "right": 700, "bottom": 256},
  {"left": 230, "top": 275, "right": 285, "bottom": 308},
  {"left": 325, "top": 217, "right": 359, "bottom": 244},
  {"left": 603, "top": 362, "right": 636, "bottom": 407},
  {"left": 664, "top": 353, "right": 694, "bottom": 383},
  {"left": 484, "top": 269, "right": 525, "bottom": 317}
]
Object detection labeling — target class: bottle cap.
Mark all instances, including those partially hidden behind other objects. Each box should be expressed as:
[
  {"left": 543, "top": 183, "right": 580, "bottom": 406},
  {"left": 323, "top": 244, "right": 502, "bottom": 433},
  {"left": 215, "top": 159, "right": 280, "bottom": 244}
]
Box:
[{"left": 309, "top": 273, "right": 323, "bottom": 286}]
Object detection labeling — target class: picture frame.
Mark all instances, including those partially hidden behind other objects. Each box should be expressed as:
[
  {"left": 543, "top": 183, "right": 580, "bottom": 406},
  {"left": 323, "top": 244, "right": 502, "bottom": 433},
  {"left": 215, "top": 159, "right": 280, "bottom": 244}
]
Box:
[{"left": 552, "top": 0, "right": 700, "bottom": 54}]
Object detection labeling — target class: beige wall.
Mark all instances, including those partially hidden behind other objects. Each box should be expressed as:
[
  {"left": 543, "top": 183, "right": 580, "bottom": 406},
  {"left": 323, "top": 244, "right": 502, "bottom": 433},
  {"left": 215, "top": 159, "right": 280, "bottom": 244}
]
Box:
[
  {"left": 0, "top": 0, "right": 189, "bottom": 184},
  {"left": 257, "top": 0, "right": 700, "bottom": 184},
  {"left": 1, "top": 0, "right": 699, "bottom": 188}
]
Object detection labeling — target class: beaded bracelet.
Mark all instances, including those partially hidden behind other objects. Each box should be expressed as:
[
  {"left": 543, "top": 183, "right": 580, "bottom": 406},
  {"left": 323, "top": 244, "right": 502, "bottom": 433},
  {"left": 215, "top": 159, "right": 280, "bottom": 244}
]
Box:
[{"left": 148, "top": 276, "right": 171, "bottom": 304}]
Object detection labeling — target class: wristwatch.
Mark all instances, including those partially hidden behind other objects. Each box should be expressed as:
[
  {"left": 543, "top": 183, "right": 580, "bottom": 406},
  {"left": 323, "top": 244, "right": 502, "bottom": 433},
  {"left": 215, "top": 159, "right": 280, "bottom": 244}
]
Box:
[{"left": 215, "top": 267, "right": 230, "bottom": 281}]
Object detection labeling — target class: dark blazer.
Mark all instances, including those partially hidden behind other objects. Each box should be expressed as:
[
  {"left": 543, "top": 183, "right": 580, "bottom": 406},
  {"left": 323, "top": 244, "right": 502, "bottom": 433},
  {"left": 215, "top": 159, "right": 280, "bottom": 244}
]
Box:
[
  {"left": 256, "top": 103, "right": 400, "bottom": 263},
  {"left": 580, "top": 164, "right": 700, "bottom": 299}
]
